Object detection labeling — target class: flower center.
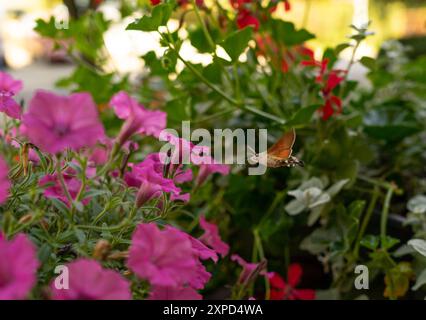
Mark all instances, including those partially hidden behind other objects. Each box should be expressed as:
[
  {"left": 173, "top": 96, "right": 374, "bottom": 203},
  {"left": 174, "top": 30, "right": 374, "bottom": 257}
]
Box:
[
  {"left": 0, "top": 267, "right": 12, "bottom": 288},
  {"left": 54, "top": 124, "right": 71, "bottom": 137}
]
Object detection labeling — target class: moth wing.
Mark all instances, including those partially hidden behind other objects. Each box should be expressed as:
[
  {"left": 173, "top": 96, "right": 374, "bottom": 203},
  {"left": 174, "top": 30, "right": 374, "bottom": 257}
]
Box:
[{"left": 267, "top": 129, "right": 296, "bottom": 159}]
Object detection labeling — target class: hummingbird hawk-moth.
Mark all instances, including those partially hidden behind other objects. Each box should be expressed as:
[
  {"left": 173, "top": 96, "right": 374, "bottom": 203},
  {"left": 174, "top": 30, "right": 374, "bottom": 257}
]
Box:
[{"left": 249, "top": 129, "right": 304, "bottom": 168}]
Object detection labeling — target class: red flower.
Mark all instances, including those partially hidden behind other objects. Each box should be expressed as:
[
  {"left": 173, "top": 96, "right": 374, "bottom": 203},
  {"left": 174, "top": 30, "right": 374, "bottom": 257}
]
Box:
[
  {"left": 150, "top": 0, "right": 161, "bottom": 5},
  {"left": 301, "top": 55, "right": 346, "bottom": 120},
  {"left": 320, "top": 95, "right": 342, "bottom": 121},
  {"left": 283, "top": 0, "right": 291, "bottom": 12},
  {"left": 237, "top": 9, "right": 260, "bottom": 31},
  {"left": 268, "top": 264, "right": 315, "bottom": 300},
  {"left": 323, "top": 70, "right": 345, "bottom": 95}
]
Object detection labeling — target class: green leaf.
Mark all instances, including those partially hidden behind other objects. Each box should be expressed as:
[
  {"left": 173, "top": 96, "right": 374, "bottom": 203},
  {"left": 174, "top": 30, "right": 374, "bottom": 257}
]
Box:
[
  {"left": 412, "top": 269, "right": 426, "bottom": 291},
  {"left": 165, "top": 97, "right": 190, "bottom": 123},
  {"left": 221, "top": 27, "right": 253, "bottom": 62},
  {"left": 360, "top": 235, "right": 380, "bottom": 250},
  {"left": 38, "top": 243, "right": 52, "bottom": 263},
  {"left": 270, "top": 20, "right": 315, "bottom": 46},
  {"left": 74, "top": 228, "right": 86, "bottom": 244},
  {"left": 126, "top": 4, "right": 172, "bottom": 32},
  {"left": 286, "top": 104, "right": 320, "bottom": 127},
  {"left": 408, "top": 239, "right": 426, "bottom": 257},
  {"left": 34, "top": 17, "right": 71, "bottom": 38},
  {"left": 189, "top": 27, "right": 219, "bottom": 53},
  {"left": 360, "top": 56, "right": 376, "bottom": 71},
  {"left": 335, "top": 43, "right": 351, "bottom": 55},
  {"left": 382, "top": 236, "right": 400, "bottom": 250}
]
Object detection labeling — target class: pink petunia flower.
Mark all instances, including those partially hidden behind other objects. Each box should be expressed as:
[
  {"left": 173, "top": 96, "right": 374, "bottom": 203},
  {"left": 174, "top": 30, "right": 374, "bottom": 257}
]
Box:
[
  {"left": 232, "top": 254, "right": 266, "bottom": 284},
  {"left": 127, "top": 223, "right": 198, "bottom": 287},
  {"left": 0, "top": 71, "right": 23, "bottom": 119},
  {"left": 135, "top": 169, "right": 181, "bottom": 207},
  {"left": 50, "top": 259, "right": 131, "bottom": 300},
  {"left": 22, "top": 90, "right": 105, "bottom": 154},
  {"left": 149, "top": 285, "right": 202, "bottom": 300},
  {"left": 0, "top": 233, "right": 39, "bottom": 300},
  {"left": 160, "top": 133, "right": 195, "bottom": 165},
  {"left": 110, "top": 91, "right": 166, "bottom": 146},
  {"left": 199, "top": 216, "right": 229, "bottom": 257},
  {"left": 88, "top": 137, "right": 113, "bottom": 165},
  {"left": 39, "top": 167, "right": 90, "bottom": 207},
  {"left": 268, "top": 264, "right": 316, "bottom": 300},
  {"left": 196, "top": 162, "right": 230, "bottom": 186},
  {"left": 0, "top": 156, "right": 10, "bottom": 204},
  {"left": 189, "top": 237, "right": 218, "bottom": 263},
  {"left": 125, "top": 153, "right": 191, "bottom": 206}
]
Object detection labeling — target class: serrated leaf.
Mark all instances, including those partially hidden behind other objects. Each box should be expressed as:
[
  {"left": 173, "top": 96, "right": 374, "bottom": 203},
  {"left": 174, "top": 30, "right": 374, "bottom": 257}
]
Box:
[
  {"left": 270, "top": 20, "right": 315, "bottom": 46},
  {"left": 382, "top": 236, "right": 400, "bottom": 250},
  {"left": 360, "top": 235, "right": 380, "bottom": 250}
]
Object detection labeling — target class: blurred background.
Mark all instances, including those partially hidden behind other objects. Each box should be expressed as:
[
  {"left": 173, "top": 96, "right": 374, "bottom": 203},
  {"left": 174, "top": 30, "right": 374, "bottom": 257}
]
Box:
[{"left": 0, "top": 0, "right": 425, "bottom": 99}]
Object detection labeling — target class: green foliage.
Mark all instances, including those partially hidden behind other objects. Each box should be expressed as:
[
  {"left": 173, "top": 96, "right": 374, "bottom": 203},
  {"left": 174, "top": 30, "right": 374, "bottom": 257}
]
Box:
[
  {"left": 126, "top": 3, "right": 172, "bottom": 32},
  {"left": 221, "top": 27, "right": 253, "bottom": 62},
  {"left": 28, "top": 0, "right": 426, "bottom": 300}
]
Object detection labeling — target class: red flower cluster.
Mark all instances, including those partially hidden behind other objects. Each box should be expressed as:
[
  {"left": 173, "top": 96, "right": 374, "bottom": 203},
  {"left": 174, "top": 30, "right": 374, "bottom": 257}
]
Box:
[
  {"left": 231, "top": 1, "right": 291, "bottom": 31},
  {"left": 302, "top": 55, "right": 346, "bottom": 120},
  {"left": 256, "top": 34, "right": 314, "bottom": 73},
  {"left": 268, "top": 264, "right": 315, "bottom": 300}
]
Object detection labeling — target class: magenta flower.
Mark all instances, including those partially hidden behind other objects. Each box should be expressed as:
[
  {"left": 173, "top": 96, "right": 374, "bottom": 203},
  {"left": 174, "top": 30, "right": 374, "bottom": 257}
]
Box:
[
  {"left": 39, "top": 167, "right": 89, "bottom": 207},
  {"left": 231, "top": 254, "right": 266, "bottom": 284},
  {"left": 149, "top": 285, "right": 202, "bottom": 300},
  {"left": 196, "top": 162, "right": 230, "bottom": 186},
  {"left": 88, "top": 137, "right": 113, "bottom": 165},
  {"left": 0, "top": 233, "right": 39, "bottom": 300},
  {"left": 189, "top": 237, "right": 218, "bottom": 263},
  {"left": 128, "top": 223, "right": 198, "bottom": 287},
  {"left": 110, "top": 91, "right": 166, "bottom": 146},
  {"left": 22, "top": 90, "right": 105, "bottom": 154},
  {"left": 0, "top": 157, "right": 10, "bottom": 204},
  {"left": 135, "top": 169, "right": 181, "bottom": 207},
  {"left": 160, "top": 132, "right": 194, "bottom": 165},
  {"left": 188, "top": 260, "right": 212, "bottom": 290},
  {"left": 124, "top": 153, "right": 192, "bottom": 207},
  {"left": 199, "top": 216, "right": 229, "bottom": 257},
  {"left": 50, "top": 259, "right": 131, "bottom": 300},
  {"left": 0, "top": 71, "right": 23, "bottom": 119}
]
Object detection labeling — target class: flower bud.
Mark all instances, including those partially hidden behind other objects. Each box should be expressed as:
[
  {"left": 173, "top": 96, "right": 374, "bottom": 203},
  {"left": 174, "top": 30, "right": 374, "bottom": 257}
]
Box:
[
  {"left": 93, "top": 239, "right": 111, "bottom": 260},
  {"left": 18, "top": 213, "right": 33, "bottom": 224}
]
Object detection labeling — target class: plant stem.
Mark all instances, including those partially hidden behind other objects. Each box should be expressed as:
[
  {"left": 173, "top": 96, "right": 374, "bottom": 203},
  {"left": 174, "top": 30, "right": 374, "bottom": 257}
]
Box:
[
  {"left": 56, "top": 156, "right": 75, "bottom": 216},
  {"left": 353, "top": 185, "right": 379, "bottom": 258},
  {"left": 233, "top": 64, "right": 241, "bottom": 102},
  {"left": 380, "top": 186, "right": 394, "bottom": 248},
  {"left": 191, "top": 0, "right": 215, "bottom": 50},
  {"left": 160, "top": 31, "right": 286, "bottom": 125},
  {"left": 253, "top": 229, "right": 270, "bottom": 300},
  {"left": 339, "top": 40, "right": 361, "bottom": 97}
]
